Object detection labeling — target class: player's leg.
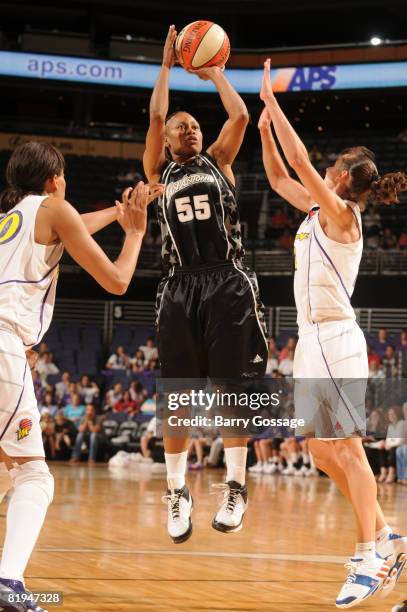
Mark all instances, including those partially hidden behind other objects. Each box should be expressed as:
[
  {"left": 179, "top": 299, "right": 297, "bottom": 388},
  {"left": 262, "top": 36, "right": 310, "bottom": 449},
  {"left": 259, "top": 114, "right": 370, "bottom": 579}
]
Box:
[
  {"left": 0, "top": 342, "right": 53, "bottom": 612},
  {"left": 205, "top": 265, "right": 268, "bottom": 534},
  {"left": 309, "top": 439, "right": 391, "bottom": 608},
  {"left": 248, "top": 440, "right": 264, "bottom": 473},
  {"left": 157, "top": 271, "right": 204, "bottom": 544}
]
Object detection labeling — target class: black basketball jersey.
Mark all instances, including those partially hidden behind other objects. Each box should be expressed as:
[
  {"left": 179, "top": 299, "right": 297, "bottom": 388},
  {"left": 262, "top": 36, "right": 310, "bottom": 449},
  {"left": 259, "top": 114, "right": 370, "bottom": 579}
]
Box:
[{"left": 157, "top": 153, "right": 244, "bottom": 268}]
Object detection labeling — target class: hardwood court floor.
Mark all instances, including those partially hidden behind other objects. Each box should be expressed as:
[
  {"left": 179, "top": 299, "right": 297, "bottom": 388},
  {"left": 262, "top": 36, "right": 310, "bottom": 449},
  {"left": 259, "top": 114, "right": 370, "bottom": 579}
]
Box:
[{"left": 1, "top": 463, "right": 406, "bottom": 611}]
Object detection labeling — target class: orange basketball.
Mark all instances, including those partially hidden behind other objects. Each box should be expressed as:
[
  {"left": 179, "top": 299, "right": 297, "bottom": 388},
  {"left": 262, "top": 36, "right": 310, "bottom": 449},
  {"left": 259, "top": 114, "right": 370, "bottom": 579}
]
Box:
[{"left": 175, "top": 21, "right": 230, "bottom": 71}]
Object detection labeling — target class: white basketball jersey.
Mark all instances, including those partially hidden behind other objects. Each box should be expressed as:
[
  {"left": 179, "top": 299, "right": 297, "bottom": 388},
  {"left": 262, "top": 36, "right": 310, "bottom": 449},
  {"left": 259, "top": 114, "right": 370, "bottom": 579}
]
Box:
[
  {"left": 293, "top": 203, "right": 363, "bottom": 332},
  {"left": 0, "top": 195, "right": 63, "bottom": 347}
]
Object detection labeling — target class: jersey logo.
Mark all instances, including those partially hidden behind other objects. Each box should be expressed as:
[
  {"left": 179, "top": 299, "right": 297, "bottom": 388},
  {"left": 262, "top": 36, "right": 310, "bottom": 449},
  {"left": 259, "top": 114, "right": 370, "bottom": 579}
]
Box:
[
  {"left": 17, "top": 418, "right": 32, "bottom": 441},
  {"left": 0, "top": 210, "right": 23, "bottom": 245},
  {"left": 166, "top": 173, "right": 215, "bottom": 201},
  {"left": 295, "top": 232, "right": 310, "bottom": 241}
]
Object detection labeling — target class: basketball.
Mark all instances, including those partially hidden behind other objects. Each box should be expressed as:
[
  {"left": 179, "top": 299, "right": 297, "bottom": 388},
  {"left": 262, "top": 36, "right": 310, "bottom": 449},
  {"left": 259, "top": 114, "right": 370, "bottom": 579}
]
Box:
[{"left": 175, "top": 20, "right": 230, "bottom": 70}]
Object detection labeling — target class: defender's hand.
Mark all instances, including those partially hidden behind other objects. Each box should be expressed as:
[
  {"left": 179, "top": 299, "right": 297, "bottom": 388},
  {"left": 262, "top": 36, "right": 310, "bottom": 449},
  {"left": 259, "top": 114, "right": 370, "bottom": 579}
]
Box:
[{"left": 260, "top": 58, "right": 275, "bottom": 103}]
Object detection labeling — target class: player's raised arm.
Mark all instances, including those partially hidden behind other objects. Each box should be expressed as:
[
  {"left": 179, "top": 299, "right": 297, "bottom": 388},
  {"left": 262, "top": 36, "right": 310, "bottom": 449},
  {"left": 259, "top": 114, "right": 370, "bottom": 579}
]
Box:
[
  {"left": 258, "top": 107, "right": 313, "bottom": 213},
  {"left": 38, "top": 182, "right": 163, "bottom": 295},
  {"left": 143, "top": 25, "right": 177, "bottom": 182},
  {"left": 190, "top": 66, "right": 249, "bottom": 181},
  {"left": 260, "top": 59, "right": 355, "bottom": 230}
]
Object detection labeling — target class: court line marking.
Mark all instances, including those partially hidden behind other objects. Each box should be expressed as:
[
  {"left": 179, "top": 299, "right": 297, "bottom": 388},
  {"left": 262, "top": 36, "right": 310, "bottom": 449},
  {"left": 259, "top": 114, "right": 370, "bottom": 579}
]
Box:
[{"left": 32, "top": 548, "right": 347, "bottom": 564}]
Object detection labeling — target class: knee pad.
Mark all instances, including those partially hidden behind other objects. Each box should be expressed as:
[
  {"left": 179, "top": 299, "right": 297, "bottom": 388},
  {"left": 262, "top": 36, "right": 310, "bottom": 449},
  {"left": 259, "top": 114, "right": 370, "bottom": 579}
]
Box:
[
  {"left": 0, "top": 463, "right": 12, "bottom": 503},
  {"left": 10, "top": 460, "right": 54, "bottom": 506}
]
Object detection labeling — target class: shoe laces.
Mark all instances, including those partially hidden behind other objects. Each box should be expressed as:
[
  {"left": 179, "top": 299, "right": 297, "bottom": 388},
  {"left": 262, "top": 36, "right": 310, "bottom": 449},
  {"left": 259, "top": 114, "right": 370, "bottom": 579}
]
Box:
[
  {"left": 344, "top": 560, "right": 360, "bottom": 584},
  {"left": 161, "top": 490, "right": 182, "bottom": 521},
  {"left": 211, "top": 483, "right": 240, "bottom": 514}
]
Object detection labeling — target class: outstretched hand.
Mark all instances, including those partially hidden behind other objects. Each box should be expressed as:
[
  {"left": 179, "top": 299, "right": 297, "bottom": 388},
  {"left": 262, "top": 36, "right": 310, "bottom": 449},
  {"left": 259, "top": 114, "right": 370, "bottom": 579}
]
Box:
[
  {"left": 260, "top": 58, "right": 275, "bottom": 103},
  {"left": 163, "top": 25, "right": 178, "bottom": 68},
  {"left": 115, "top": 182, "right": 165, "bottom": 236}
]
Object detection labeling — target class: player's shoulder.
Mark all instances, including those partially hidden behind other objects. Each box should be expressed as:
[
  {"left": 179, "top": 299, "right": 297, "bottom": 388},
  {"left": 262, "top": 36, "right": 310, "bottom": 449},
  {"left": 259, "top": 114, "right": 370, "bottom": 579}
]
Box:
[{"left": 202, "top": 152, "right": 236, "bottom": 190}]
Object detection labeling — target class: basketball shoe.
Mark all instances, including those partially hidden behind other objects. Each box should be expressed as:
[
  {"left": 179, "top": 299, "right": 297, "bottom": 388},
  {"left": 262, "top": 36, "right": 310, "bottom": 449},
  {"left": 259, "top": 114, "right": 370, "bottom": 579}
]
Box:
[
  {"left": 377, "top": 533, "right": 407, "bottom": 596},
  {"left": 162, "top": 484, "right": 193, "bottom": 544},
  {"left": 335, "top": 554, "right": 390, "bottom": 608},
  {"left": 263, "top": 460, "right": 278, "bottom": 474},
  {"left": 248, "top": 462, "right": 263, "bottom": 473},
  {"left": 0, "top": 578, "right": 48, "bottom": 612},
  {"left": 212, "top": 481, "right": 248, "bottom": 533},
  {"left": 392, "top": 601, "right": 407, "bottom": 612}
]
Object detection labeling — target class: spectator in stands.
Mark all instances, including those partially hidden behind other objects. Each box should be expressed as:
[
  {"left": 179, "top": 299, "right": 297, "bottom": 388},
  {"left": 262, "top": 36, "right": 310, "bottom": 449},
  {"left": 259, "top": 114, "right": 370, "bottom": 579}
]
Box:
[
  {"left": 270, "top": 206, "right": 289, "bottom": 229},
  {"left": 117, "top": 165, "right": 142, "bottom": 183},
  {"left": 106, "top": 345, "right": 129, "bottom": 370},
  {"left": 278, "top": 228, "right": 294, "bottom": 249},
  {"left": 399, "top": 330, "right": 407, "bottom": 353},
  {"left": 64, "top": 392, "right": 86, "bottom": 427},
  {"left": 38, "top": 342, "right": 50, "bottom": 358},
  {"left": 114, "top": 390, "right": 139, "bottom": 414},
  {"left": 278, "top": 348, "right": 294, "bottom": 376},
  {"left": 38, "top": 391, "right": 59, "bottom": 418},
  {"left": 140, "top": 416, "right": 158, "bottom": 460},
  {"left": 41, "top": 413, "right": 56, "bottom": 460},
  {"left": 55, "top": 371, "right": 71, "bottom": 403},
  {"left": 105, "top": 382, "right": 123, "bottom": 410},
  {"left": 363, "top": 207, "right": 381, "bottom": 235},
  {"left": 54, "top": 413, "right": 77, "bottom": 460},
  {"left": 129, "top": 381, "right": 148, "bottom": 405},
  {"left": 32, "top": 369, "right": 43, "bottom": 403},
  {"left": 381, "top": 228, "right": 398, "bottom": 250},
  {"left": 279, "top": 337, "right": 297, "bottom": 361},
  {"left": 70, "top": 404, "right": 108, "bottom": 465},
  {"left": 382, "top": 345, "right": 399, "bottom": 378},
  {"left": 140, "top": 392, "right": 157, "bottom": 414},
  {"left": 146, "top": 358, "right": 160, "bottom": 371},
  {"left": 36, "top": 351, "right": 59, "bottom": 385},
  {"left": 375, "top": 406, "right": 407, "bottom": 483},
  {"left": 367, "top": 345, "right": 381, "bottom": 369},
  {"left": 398, "top": 229, "right": 407, "bottom": 250},
  {"left": 266, "top": 337, "right": 280, "bottom": 376},
  {"left": 139, "top": 337, "right": 158, "bottom": 362},
  {"left": 375, "top": 328, "right": 389, "bottom": 358},
  {"left": 62, "top": 382, "right": 81, "bottom": 408},
  {"left": 130, "top": 349, "right": 146, "bottom": 373},
  {"left": 77, "top": 374, "right": 100, "bottom": 405},
  {"left": 396, "top": 403, "right": 407, "bottom": 485},
  {"left": 368, "top": 360, "right": 385, "bottom": 380}
]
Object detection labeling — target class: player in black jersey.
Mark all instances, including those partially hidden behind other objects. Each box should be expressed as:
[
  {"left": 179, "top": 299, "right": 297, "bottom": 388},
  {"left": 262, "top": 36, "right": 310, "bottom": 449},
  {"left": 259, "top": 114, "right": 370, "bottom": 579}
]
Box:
[{"left": 144, "top": 25, "right": 268, "bottom": 543}]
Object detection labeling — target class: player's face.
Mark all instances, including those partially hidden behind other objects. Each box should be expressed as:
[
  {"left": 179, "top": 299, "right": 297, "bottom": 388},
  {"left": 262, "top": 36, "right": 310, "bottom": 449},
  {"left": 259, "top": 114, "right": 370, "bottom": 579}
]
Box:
[{"left": 165, "top": 113, "right": 203, "bottom": 158}]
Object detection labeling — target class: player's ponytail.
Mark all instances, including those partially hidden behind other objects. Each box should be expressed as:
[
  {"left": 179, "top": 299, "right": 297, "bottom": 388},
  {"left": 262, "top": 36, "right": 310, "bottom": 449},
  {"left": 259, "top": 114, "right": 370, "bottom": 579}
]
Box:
[
  {"left": 339, "top": 146, "right": 407, "bottom": 206},
  {"left": 0, "top": 141, "right": 65, "bottom": 213},
  {"left": 370, "top": 172, "right": 407, "bottom": 205}
]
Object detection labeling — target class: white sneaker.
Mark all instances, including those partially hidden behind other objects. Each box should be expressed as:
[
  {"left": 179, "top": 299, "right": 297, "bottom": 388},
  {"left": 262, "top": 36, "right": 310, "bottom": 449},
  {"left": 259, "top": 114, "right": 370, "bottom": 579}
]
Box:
[
  {"left": 282, "top": 466, "right": 296, "bottom": 476},
  {"left": 212, "top": 481, "right": 248, "bottom": 533},
  {"left": 108, "top": 451, "right": 130, "bottom": 467},
  {"left": 129, "top": 452, "right": 142, "bottom": 463},
  {"left": 263, "top": 461, "right": 278, "bottom": 474},
  {"left": 248, "top": 462, "right": 263, "bottom": 473},
  {"left": 377, "top": 533, "right": 407, "bottom": 597},
  {"left": 336, "top": 554, "right": 390, "bottom": 608},
  {"left": 162, "top": 484, "right": 193, "bottom": 544},
  {"left": 392, "top": 601, "right": 407, "bottom": 612}
]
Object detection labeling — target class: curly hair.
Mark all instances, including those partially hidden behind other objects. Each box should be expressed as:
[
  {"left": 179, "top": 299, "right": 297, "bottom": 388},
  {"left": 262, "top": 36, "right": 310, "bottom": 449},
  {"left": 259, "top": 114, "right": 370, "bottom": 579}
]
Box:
[{"left": 338, "top": 146, "right": 407, "bottom": 205}]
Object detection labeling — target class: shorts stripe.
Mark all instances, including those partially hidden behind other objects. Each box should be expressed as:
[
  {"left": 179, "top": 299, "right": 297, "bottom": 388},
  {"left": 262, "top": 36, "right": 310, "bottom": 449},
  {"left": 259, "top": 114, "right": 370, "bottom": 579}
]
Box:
[{"left": 232, "top": 261, "right": 268, "bottom": 351}]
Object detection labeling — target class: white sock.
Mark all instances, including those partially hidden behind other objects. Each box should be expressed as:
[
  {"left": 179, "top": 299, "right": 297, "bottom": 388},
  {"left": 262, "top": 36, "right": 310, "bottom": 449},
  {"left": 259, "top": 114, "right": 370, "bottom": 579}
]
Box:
[
  {"left": 225, "top": 446, "right": 247, "bottom": 485},
  {"left": 355, "top": 541, "right": 376, "bottom": 560},
  {"left": 0, "top": 461, "right": 53, "bottom": 583},
  {"left": 165, "top": 451, "right": 187, "bottom": 490},
  {"left": 376, "top": 525, "right": 393, "bottom": 542}
]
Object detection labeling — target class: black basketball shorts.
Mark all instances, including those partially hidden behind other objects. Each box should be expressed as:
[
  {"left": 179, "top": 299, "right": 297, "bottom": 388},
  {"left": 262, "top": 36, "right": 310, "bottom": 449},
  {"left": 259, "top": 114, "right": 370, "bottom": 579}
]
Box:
[{"left": 155, "top": 261, "right": 268, "bottom": 378}]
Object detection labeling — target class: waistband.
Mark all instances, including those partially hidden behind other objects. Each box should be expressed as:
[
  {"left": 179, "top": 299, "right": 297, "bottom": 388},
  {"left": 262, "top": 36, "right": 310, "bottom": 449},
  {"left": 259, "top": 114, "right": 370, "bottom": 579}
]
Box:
[
  {"left": 168, "top": 260, "right": 243, "bottom": 276},
  {"left": 298, "top": 318, "right": 359, "bottom": 338}
]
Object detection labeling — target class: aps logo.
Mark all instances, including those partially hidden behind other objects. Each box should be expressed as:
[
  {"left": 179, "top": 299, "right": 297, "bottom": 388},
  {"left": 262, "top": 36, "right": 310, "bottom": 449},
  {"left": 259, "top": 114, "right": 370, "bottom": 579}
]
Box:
[{"left": 0, "top": 210, "right": 23, "bottom": 245}]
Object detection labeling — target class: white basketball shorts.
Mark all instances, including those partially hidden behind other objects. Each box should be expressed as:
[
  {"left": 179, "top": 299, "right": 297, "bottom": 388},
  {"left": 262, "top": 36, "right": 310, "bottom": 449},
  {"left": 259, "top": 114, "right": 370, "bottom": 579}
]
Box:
[
  {"left": 293, "top": 319, "right": 368, "bottom": 438},
  {"left": 0, "top": 329, "right": 45, "bottom": 457}
]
